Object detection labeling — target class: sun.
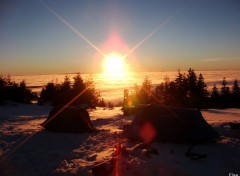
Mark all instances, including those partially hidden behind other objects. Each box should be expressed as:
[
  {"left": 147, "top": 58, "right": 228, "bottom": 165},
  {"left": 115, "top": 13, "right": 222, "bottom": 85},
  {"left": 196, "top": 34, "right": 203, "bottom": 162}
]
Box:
[
  {"left": 102, "top": 52, "right": 126, "bottom": 72},
  {"left": 102, "top": 52, "right": 129, "bottom": 80}
]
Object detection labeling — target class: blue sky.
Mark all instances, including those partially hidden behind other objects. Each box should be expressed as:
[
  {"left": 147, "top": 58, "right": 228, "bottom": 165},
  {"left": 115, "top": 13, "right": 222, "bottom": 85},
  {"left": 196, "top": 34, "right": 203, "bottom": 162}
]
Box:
[{"left": 0, "top": 0, "right": 240, "bottom": 75}]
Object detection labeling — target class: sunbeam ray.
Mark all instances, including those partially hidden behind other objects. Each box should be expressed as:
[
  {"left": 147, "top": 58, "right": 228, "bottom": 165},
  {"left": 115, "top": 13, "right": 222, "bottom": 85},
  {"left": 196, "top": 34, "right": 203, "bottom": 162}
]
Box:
[
  {"left": 0, "top": 85, "right": 91, "bottom": 162},
  {"left": 0, "top": 133, "right": 36, "bottom": 162},
  {"left": 141, "top": 86, "right": 188, "bottom": 126},
  {"left": 39, "top": 0, "right": 106, "bottom": 57},
  {"left": 41, "top": 86, "right": 90, "bottom": 126},
  {"left": 123, "top": 8, "right": 184, "bottom": 59}
]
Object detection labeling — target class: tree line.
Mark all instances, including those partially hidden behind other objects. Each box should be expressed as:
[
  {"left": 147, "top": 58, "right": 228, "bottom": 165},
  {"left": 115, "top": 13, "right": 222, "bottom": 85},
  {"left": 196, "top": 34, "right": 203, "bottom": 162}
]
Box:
[
  {"left": 128, "top": 68, "right": 240, "bottom": 109},
  {"left": 0, "top": 73, "right": 100, "bottom": 107},
  {"left": 0, "top": 75, "right": 36, "bottom": 105},
  {"left": 40, "top": 73, "right": 100, "bottom": 107},
  {"left": 1, "top": 70, "right": 240, "bottom": 109}
]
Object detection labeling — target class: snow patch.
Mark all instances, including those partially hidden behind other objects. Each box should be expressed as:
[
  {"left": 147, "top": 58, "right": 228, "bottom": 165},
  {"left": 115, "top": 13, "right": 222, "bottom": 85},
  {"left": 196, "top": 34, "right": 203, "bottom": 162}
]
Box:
[{"left": 0, "top": 104, "right": 240, "bottom": 176}]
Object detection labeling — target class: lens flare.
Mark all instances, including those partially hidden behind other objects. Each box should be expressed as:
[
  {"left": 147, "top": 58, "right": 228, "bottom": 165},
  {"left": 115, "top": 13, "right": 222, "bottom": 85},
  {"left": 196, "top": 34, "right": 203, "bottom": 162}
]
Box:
[
  {"left": 39, "top": 0, "right": 106, "bottom": 57},
  {"left": 123, "top": 8, "right": 184, "bottom": 59}
]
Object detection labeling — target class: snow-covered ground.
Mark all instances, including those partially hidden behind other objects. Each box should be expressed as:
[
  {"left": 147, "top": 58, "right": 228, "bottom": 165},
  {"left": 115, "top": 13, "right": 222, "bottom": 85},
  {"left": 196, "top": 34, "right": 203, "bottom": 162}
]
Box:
[{"left": 0, "top": 103, "right": 240, "bottom": 176}]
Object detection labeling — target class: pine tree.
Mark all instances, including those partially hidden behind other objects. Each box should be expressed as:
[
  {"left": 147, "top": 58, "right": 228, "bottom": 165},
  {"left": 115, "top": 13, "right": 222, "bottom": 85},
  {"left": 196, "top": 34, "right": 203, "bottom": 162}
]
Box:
[
  {"left": 186, "top": 68, "right": 198, "bottom": 107},
  {"left": 6, "top": 75, "right": 13, "bottom": 87},
  {"left": 18, "top": 81, "right": 27, "bottom": 102},
  {"left": 211, "top": 84, "right": 220, "bottom": 98},
  {"left": 197, "top": 73, "right": 208, "bottom": 98},
  {"left": 84, "top": 75, "right": 100, "bottom": 106},
  {"left": 71, "top": 73, "right": 86, "bottom": 105},
  {"left": 61, "top": 75, "right": 71, "bottom": 92},
  {"left": 175, "top": 70, "right": 184, "bottom": 88},
  {"left": 210, "top": 84, "right": 220, "bottom": 107},
  {"left": 221, "top": 77, "right": 230, "bottom": 96},
  {"left": 195, "top": 73, "right": 208, "bottom": 108},
  {"left": 232, "top": 79, "right": 240, "bottom": 107},
  {"left": 232, "top": 79, "right": 240, "bottom": 96},
  {"left": 187, "top": 68, "right": 197, "bottom": 89},
  {"left": 0, "top": 76, "right": 6, "bottom": 104},
  {"left": 40, "top": 82, "right": 56, "bottom": 102},
  {"left": 167, "top": 81, "right": 177, "bottom": 106},
  {"left": 40, "top": 74, "right": 99, "bottom": 107},
  {"left": 186, "top": 69, "right": 197, "bottom": 96},
  {"left": 139, "top": 76, "right": 152, "bottom": 104},
  {"left": 220, "top": 77, "right": 231, "bottom": 107},
  {"left": 72, "top": 73, "right": 85, "bottom": 92},
  {"left": 131, "top": 84, "right": 140, "bottom": 106},
  {"left": 154, "top": 83, "right": 165, "bottom": 105}
]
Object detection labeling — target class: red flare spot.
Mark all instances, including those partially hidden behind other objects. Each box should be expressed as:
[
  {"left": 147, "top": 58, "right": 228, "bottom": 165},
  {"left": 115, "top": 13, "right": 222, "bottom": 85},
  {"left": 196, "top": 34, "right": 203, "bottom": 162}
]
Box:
[{"left": 139, "top": 121, "right": 157, "bottom": 144}]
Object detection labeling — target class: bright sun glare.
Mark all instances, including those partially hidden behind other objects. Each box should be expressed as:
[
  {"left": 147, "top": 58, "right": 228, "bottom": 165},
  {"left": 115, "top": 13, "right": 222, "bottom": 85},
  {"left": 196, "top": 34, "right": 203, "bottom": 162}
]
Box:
[
  {"left": 102, "top": 52, "right": 129, "bottom": 80},
  {"left": 103, "top": 52, "right": 125, "bottom": 73}
]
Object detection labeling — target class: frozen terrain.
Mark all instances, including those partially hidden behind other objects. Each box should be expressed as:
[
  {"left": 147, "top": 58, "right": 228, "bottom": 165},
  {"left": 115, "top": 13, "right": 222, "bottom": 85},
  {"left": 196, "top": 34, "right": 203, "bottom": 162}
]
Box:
[{"left": 0, "top": 103, "right": 240, "bottom": 176}]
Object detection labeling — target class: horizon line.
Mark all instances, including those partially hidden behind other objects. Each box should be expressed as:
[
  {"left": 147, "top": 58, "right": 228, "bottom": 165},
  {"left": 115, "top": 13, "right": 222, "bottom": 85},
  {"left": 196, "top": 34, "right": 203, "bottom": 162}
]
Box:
[{"left": 3, "top": 68, "right": 240, "bottom": 76}]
